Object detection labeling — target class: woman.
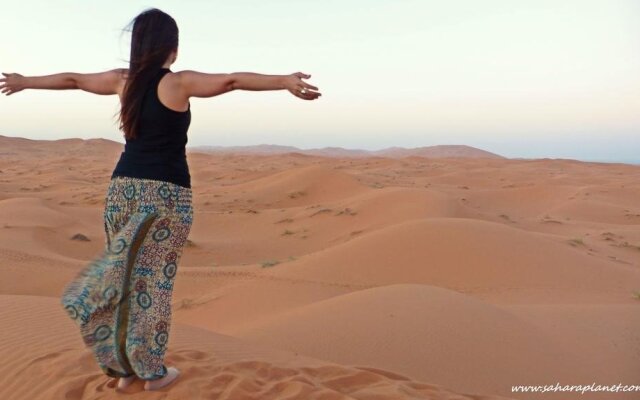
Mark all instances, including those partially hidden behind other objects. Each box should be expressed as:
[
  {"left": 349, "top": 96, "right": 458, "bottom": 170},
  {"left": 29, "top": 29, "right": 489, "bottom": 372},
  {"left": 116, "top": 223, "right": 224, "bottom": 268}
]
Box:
[{"left": 0, "top": 7, "right": 321, "bottom": 392}]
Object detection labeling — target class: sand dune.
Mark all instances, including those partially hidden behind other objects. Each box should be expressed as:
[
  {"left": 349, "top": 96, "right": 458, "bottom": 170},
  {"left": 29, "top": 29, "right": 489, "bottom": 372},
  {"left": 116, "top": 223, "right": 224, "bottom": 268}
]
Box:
[
  {"left": 0, "top": 197, "right": 77, "bottom": 230},
  {"left": 0, "top": 135, "right": 122, "bottom": 158},
  {"left": 456, "top": 184, "right": 580, "bottom": 217},
  {"left": 262, "top": 217, "right": 640, "bottom": 303},
  {"left": 173, "top": 267, "right": 356, "bottom": 333},
  {"left": 1, "top": 135, "right": 639, "bottom": 399},
  {"left": 0, "top": 197, "right": 106, "bottom": 256},
  {"left": 0, "top": 294, "right": 512, "bottom": 400},
  {"left": 225, "top": 164, "right": 371, "bottom": 207},
  {"left": 504, "top": 303, "right": 640, "bottom": 389},
  {"left": 232, "top": 284, "right": 604, "bottom": 398},
  {"left": 546, "top": 197, "right": 640, "bottom": 225}
]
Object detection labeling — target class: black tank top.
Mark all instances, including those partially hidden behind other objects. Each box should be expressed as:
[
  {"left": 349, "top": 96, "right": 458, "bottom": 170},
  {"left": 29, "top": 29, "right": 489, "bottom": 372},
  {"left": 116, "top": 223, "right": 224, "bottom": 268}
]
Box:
[{"left": 111, "top": 67, "right": 192, "bottom": 188}]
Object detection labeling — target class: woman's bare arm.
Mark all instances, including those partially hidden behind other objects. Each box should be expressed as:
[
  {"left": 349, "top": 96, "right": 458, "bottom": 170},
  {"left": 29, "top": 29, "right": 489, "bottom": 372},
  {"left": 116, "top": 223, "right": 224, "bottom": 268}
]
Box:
[
  {"left": 229, "top": 72, "right": 289, "bottom": 91},
  {"left": 2, "top": 69, "right": 322, "bottom": 100},
  {"left": 0, "top": 69, "right": 123, "bottom": 96},
  {"left": 178, "top": 70, "right": 321, "bottom": 100}
]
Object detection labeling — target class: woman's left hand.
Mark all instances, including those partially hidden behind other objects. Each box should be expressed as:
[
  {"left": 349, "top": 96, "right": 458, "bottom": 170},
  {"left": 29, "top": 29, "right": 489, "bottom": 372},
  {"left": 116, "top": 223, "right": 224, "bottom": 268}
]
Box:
[
  {"left": 0, "top": 72, "right": 26, "bottom": 96},
  {"left": 284, "top": 72, "right": 321, "bottom": 100}
]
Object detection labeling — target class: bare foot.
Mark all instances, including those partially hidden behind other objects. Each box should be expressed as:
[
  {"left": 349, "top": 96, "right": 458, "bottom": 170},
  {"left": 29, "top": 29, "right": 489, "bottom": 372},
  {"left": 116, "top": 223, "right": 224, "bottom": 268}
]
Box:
[
  {"left": 144, "top": 367, "right": 180, "bottom": 391},
  {"left": 116, "top": 375, "right": 137, "bottom": 391}
]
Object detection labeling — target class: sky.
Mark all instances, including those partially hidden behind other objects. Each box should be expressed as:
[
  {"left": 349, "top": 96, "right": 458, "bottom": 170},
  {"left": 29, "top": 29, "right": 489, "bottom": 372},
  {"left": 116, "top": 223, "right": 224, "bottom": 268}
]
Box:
[{"left": 1, "top": 0, "right": 640, "bottom": 162}]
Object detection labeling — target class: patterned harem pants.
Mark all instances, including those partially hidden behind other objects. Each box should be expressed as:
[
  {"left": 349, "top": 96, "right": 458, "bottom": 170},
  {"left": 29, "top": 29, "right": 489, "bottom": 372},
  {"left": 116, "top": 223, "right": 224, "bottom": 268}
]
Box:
[{"left": 60, "top": 176, "right": 193, "bottom": 381}]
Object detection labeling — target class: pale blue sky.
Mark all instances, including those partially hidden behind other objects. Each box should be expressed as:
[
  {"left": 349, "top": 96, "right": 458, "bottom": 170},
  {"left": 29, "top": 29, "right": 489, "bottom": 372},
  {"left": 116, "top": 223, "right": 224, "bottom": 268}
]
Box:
[{"left": 2, "top": 0, "right": 639, "bottom": 162}]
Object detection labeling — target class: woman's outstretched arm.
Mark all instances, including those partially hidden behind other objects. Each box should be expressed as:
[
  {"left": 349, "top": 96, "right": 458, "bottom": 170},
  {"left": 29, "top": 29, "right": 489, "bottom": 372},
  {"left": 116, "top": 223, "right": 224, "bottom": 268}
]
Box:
[
  {"left": 178, "top": 70, "right": 321, "bottom": 100},
  {"left": 0, "top": 69, "right": 124, "bottom": 96}
]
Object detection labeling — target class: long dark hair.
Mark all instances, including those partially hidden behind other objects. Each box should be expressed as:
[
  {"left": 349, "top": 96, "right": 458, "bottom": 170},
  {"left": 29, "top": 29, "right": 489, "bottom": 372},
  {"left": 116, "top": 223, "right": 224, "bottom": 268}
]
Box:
[{"left": 117, "top": 8, "right": 179, "bottom": 140}]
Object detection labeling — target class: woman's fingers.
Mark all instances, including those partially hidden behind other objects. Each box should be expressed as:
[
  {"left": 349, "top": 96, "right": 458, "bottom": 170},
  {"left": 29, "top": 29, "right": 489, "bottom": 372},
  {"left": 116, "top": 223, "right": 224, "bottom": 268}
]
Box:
[
  {"left": 1, "top": 73, "right": 13, "bottom": 94},
  {"left": 292, "top": 87, "right": 320, "bottom": 100},
  {"left": 296, "top": 83, "right": 321, "bottom": 95},
  {"left": 285, "top": 73, "right": 321, "bottom": 100},
  {"left": 302, "top": 89, "right": 321, "bottom": 99},
  {"left": 302, "top": 81, "right": 318, "bottom": 91},
  {"left": 2, "top": 87, "right": 20, "bottom": 95},
  {"left": 293, "top": 72, "right": 318, "bottom": 91}
]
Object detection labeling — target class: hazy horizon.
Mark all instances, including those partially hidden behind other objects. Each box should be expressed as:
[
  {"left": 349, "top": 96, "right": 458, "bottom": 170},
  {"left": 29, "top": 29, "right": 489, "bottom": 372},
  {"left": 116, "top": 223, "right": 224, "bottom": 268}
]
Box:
[
  {"left": 2, "top": 132, "right": 638, "bottom": 165},
  {"left": 2, "top": 0, "right": 639, "bottom": 162}
]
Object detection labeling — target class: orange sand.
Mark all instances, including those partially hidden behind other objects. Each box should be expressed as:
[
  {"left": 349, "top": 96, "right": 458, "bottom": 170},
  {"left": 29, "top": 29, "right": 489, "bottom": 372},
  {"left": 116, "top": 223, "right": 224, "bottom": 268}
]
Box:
[{"left": 1, "top": 134, "right": 639, "bottom": 400}]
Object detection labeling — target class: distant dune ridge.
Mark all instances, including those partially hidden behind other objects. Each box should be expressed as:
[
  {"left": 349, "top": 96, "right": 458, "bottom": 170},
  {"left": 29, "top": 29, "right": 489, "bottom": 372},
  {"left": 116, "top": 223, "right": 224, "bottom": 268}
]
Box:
[
  {"left": 190, "top": 143, "right": 505, "bottom": 158},
  {"left": 1, "top": 133, "right": 639, "bottom": 400},
  {"left": 0, "top": 134, "right": 503, "bottom": 159}
]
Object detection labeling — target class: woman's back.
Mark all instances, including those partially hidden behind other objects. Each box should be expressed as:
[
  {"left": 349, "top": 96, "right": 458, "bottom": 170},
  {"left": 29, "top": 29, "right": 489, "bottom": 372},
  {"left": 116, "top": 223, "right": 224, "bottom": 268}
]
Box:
[{"left": 111, "top": 67, "right": 192, "bottom": 189}]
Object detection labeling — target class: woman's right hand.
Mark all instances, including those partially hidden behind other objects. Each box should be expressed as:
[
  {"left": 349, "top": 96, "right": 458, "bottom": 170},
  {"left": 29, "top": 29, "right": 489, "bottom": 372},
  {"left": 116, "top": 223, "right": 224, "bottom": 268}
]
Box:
[{"left": 284, "top": 72, "right": 321, "bottom": 100}]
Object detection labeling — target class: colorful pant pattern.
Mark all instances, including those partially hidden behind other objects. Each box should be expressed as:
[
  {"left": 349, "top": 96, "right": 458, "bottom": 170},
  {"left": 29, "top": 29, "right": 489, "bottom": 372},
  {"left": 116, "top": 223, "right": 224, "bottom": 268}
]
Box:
[{"left": 60, "top": 176, "right": 193, "bottom": 380}]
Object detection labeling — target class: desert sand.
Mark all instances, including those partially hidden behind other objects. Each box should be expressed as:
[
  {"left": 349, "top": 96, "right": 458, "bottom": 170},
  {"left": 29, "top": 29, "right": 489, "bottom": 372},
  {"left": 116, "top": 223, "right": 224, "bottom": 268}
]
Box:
[{"left": 0, "top": 134, "right": 638, "bottom": 400}]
